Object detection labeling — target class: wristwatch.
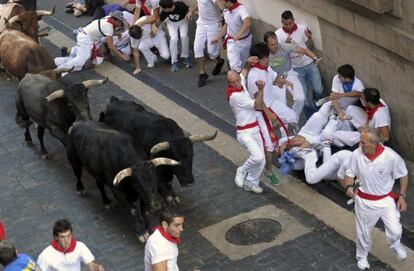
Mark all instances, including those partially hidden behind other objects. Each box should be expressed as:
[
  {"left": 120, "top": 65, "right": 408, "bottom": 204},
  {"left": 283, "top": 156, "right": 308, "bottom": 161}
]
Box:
[
  {"left": 399, "top": 193, "right": 406, "bottom": 198},
  {"left": 313, "top": 57, "right": 318, "bottom": 62}
]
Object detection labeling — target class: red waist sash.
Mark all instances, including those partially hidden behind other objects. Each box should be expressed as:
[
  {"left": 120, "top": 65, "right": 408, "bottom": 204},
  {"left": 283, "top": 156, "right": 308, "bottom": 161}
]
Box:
[
  {"left": 357, "top": 190, "right": 399, "bottom": 201},
  {"left": 237, "top": 121, "right": 258, "bottom": 130}
]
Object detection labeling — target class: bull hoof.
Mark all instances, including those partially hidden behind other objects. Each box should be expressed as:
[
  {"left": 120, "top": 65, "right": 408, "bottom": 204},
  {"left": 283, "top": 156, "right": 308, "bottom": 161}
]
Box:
[
  {"left": 104, "top": 202, "right": 116, "bottom": 211},
  {"left": 23, "top": 140, "right": 33, "bottom": 147},
  {"left": 77, "top": 190, "right": 87, "bottom": 197},
  {"left": 41, "top": 153, "right": 50, "bottom": 160},
  {"left": 173, "top": 196, "right": 181, "bottom": 205},
  {"left": 137, "top": 232, "right": 150, "bottom": 243}
]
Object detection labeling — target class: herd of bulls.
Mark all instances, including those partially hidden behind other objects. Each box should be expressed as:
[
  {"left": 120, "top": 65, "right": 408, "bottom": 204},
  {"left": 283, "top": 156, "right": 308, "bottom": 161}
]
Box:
[{"left": 0, "top": 0, "right": 217, "bottom": 242}]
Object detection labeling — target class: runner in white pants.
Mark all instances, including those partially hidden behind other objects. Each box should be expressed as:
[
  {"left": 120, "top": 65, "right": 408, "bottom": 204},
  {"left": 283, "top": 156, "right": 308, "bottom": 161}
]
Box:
[
  {"left": 342, "top": 127, "right": 408, "bottom": 270},
  {"left": 227, "top": 70, "right": 268, "bottom": 194},
  {"left": 159, "top": 0, "right": 192, "bottom": 71},
  {"left": 55, "top": 11, "right": 129, "bottom": 74},
  {"left": 333, "top": 88, "right": 391, "bottom": 148},
  {"left": 186, "top": 0, "right": 224, "bottom": 87},
  {"left": 264, "top": 31, "right": 319, "bottom": 123},
  {"left": 130, "top": 15, "right": 170, "bottom": 74},
  {"left": 213, "top": 0, "right": 251, "bottom": 73}
]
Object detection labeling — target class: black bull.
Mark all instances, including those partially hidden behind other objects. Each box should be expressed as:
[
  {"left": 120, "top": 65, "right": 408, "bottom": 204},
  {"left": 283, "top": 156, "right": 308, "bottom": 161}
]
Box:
[
  {"left": 99, "top": 96, "right": 217, "bottom": 204},
  {"left": 67, "top": 120, "right": 180, "bottom": 242}
]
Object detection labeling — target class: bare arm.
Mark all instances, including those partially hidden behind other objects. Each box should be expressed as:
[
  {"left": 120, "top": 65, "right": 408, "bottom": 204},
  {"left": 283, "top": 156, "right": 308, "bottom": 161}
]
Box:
[
  {"left": 378, "top": 126, "right": 390, "bottom": 143},
  {"left": 106, "top": 36, "right": 129, "bottom": 61},
  {"left": 211, "top": 23, "right": 227, "bottom": 43},
  {"left": 397, "top": 175, "right": 408, "bottom": 212},
  {"left": 152, "top": 261, "right": 168, "bottom": 271},
  {"left": 132, "top": 47, "right": 141, "bottom": 74},
  {"left": 305, "top": 27, "right": 313, "bottom": 49},
  {"left": 235, "top": 17, "right": 251, "bottom": 40},
  {"left": 87, "top": 261, "right": 104, "bottom": 271},
  {"left": 186, "top": 4, "right": 198, "bottom": 20},
  {"left": 342, "top": 175, "right": 356, "bottom": 198}
]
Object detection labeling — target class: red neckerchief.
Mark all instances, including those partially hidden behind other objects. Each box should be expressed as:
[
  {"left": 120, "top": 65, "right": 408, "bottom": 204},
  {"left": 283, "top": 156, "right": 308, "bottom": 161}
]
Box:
[
  {"left": 0, "top": 221, "right": 5, "bottom": 240},
  {"left": 282, "top": 23, "right": 298, "bottom": 35},
  {"left": 228, "top": 2, "right": 241, "bottom": 12},
  {"left": 107, "top": 17, "right": 117, "bottom": 29},
  {"left": 226, "top": 85, "right": 244, "bottom": 100},
  {"left": 154, "top": 226, "right": 181, "bottom": 244},
  {"left": 365, "top": 103, "right": 384, "bottom": 121},
  {"left": 50, "top": 238, "right": 77, "bottom": 254},
  {"left": 251, "top": 63, "right": 268, "bottom": 71},
  {"left": 364, "top": 144, "right": 385, "bottom": 161}
]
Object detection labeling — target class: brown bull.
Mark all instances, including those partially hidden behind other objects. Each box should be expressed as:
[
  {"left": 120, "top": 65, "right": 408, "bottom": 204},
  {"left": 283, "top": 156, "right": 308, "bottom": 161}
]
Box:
[
  {"left": 0, "top": 3, "right": 54, "bottom": 42},
  {"left": 0, "top": 29, "right": 55, "bottom": 80}
]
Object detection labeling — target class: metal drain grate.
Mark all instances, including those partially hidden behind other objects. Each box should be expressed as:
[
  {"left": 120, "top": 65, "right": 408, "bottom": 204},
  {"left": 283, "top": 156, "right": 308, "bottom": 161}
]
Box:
[{"left": 225, "top": 218, "right": 282, "bottom": 246}]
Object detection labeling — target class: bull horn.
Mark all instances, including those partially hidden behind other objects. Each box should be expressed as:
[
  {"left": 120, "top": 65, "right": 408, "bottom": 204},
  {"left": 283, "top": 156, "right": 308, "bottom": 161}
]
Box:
[
  {"left": 151, "top": 158, "right": 181, "bottom": 167},
  {"left": 36, "top": 6, "right": 55, "bottom": 17},
  {"left": 82, "top": 77, "right": 108, "bottom": 88},
  {"left": 188, "top": 130, "right": 218, "bottom": 143},
  {"left": 45, "top": 89, "right": 64, "bottom": 102},
  {"left": 53, "top": 66, "right": 74, "bottom": 74},
  {"left": 113, "top": 167, "right": 132, "bottom": 186},
  {"left": 7, "top": 14, "right": 20, "bottom": 25},
  {"left": 150, "top": 142, "right": 170, "bottom": 155}
]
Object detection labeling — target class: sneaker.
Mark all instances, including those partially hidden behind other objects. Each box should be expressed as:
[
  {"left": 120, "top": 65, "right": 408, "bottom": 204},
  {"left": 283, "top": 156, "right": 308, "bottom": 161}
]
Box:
[
  {"left": 392, "top": 246, "right": 407, "bottom": 261},
  {"left": 198, "top": 73, "right": 209, "bottom": 87},
  {"left": 171, "top": 62, "right": 179, "bottom": 72},
  {"left": 244, "top": 183, "right": 263, "bottom": 194},
  {"left": 64, "top": 7, "right": 74, "bottom": 13},
  {"left": 264, "top": 170, "right": 279, "bottom": 186},
  {"left": 234, "top": 167, "right": 246, "bottom": 188},
  {"left": 289, "top": 147, "right": 313, "bottom": 158},
  {"left": 357, "top": 258, "right": 370, "bottom": 270},
  {"left": 183, "top": 57, "right": 192, "bottom": 68},
  {"left": 212, "top": 58, "right": 225, "bottom": 76}
]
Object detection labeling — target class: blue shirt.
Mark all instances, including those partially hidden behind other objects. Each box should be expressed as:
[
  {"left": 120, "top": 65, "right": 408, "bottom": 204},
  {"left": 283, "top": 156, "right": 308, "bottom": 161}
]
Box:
[{"left": 4, "top": 254, "right": 41, "bottom": 271}]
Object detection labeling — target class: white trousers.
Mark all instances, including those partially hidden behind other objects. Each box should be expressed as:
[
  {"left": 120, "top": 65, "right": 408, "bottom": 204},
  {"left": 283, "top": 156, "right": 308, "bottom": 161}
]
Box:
[
  {"left": 332, "top": 105, "right": 366, "bottom": 147},
  {"left": 273, "top": 70, "right": 306, "bottom": 118},
  {"left": 298, "top": 112, "right": 329, "bottom": 144},
  {"left": 138, "top": 30, "right": 170, "bottom": 66},
  {"left": 55, "top": 32, "right": 93, "bottom": 72},
  {"left": 167, "top": 19, "right": 189, "bottom": 64},
  {"left": 227, "top": 35, "right": 252, "bottom": 72},
  {"left": 301, "top": 150, "right": 351, "bottom": 184},
  {"left": 194, "top": 22, "right": 221, "bottom": 59},
  {"left": 256, "top": 112, "right": 275, "bottom": 152},
  {"left": 355, "top": 196, "right": 403, "bottom": 261},
  {"left": 237, "top": 128, "right": 266, "bottom": 187},
  {"left": 269, "top": 90, "right": 299, "bottom": 125}
]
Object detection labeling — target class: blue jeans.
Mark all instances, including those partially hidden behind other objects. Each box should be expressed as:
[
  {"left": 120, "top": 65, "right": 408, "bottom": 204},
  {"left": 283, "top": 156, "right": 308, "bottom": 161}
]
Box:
[{"left": 294, "top": 61, "right": 323, "bottom": 120}]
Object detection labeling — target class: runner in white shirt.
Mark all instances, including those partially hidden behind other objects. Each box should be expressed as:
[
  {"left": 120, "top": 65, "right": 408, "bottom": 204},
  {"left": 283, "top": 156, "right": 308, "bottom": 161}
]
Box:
[
  {"left": 276, "top": 10, "right": 323, "bottom": 118},
  {"left": 186, "top": 0, "right": 224, "bottom": 87},
  {"left": 144, "top": 209, "right": 184, "bottom": 271},
  {"left": 55, "top": 11, "right": 129, "bottom": 74},
  {"left": 342, "top": 127, "right": 408, "bottom": 270},
  {"left": 212, "top": 0, "right": 251, "bottom": 73},
  {"left": 129, "top": 15, "right": 170, "bottom": 74},
  {"left": 247, "top": 43, "right": 292, "bottom": 186},
  {"left": 227, "top": 70, "right": 267, "bottom": 193},
  {"left": 37, "top": 219, "right": 104, "bottom": 271},
  {"left": 333, "top": 88, "right": 391, "bottom": 148}
]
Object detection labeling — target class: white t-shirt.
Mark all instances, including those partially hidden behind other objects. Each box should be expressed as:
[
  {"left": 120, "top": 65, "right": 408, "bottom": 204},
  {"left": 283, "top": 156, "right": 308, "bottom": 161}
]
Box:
[
  {"left": 275, "top": 24, "right": 312, "bottom": 68},
  {"left": 144, "top": 229, "right": 179, "bottom": 271},
  {"left": 369, "top": 104, "right": 391, "bottom": 128},
  {"left": 83, "top": 16, "right": 114, "bottom": 43},
  {"left": 229, "top": 89, "right": 257, "bottom": 129},
  {"left": 331, "top": 75, "right": 364, "bottom": 109},
  {"left": 346, "top": 146, "right": 407, "bottom": 195},
  {"left": 123, "top": 11, "right": 134, "bottom": 25},
  {"left": 37, "top": 241, "right": 95, "bottom": 271},
  {"left": 223, "top": 5, "right": 250, "bottom": 38},
  {"left": 136, "top": 0, "right": 160, "bottom": 12},
  {"left": 130, "top": 16, "right": 153, "bottom": 48},
  {"left": 247, "top": 67, "right": 277, "bottom": 107},
  {"left": 196, "top": 0, "right": 222, "bottom": 25}
]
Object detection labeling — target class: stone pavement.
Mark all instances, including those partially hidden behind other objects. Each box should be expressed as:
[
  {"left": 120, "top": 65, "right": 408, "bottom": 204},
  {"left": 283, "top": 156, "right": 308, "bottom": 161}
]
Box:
[{"left": 0, "top": 1, "right": 412, "bottom": 270}]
